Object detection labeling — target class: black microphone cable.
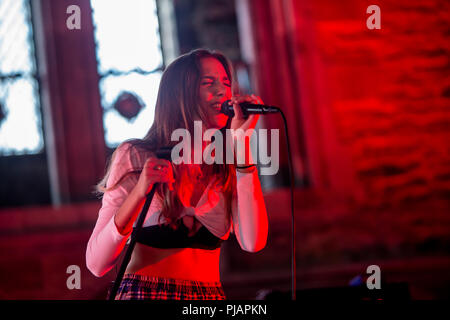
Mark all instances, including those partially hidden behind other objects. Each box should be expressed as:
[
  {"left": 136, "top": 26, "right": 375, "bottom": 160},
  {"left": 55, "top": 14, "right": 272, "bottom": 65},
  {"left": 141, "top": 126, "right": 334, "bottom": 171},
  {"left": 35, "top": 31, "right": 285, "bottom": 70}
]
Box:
[
  {"left": 264, "top": 106, "right": 296, "bottom": 300},
  {"left": 223, "top": 100, "right": 296, "bottom": 300},
  {"left": 278, "top": 108, "right": 296, "bottom": 301}
]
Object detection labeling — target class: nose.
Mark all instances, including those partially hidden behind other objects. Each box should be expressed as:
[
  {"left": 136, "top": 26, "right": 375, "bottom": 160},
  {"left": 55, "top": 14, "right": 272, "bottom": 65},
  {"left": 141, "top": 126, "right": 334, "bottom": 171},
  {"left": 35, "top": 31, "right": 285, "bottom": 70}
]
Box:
[{"left": 214, "top": 82, "right": 226, "bottom": 97}]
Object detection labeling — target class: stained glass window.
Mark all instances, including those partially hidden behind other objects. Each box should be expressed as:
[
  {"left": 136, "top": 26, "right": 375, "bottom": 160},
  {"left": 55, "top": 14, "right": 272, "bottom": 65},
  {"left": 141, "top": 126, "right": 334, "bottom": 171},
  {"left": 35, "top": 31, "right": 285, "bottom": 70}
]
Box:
[
  {"left": 90, "top": 0, "right": 164, "bottom": 147},
  {"left": 0, "top": 0, "right": 44, "bottom": 156}
]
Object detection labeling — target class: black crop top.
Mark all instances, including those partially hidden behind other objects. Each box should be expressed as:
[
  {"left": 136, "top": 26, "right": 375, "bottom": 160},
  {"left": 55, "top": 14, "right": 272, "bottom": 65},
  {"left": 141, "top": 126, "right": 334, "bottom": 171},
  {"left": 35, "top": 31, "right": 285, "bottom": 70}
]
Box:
[{"left": 133, "top": 222, "right": 224, "bottom": 250}]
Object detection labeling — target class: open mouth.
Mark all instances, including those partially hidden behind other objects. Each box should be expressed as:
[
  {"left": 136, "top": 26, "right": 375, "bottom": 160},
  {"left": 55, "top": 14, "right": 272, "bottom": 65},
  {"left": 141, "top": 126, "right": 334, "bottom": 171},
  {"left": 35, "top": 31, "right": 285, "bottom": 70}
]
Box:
[{"left": 211, "top": 103, "right": 222, "bottom": 112}]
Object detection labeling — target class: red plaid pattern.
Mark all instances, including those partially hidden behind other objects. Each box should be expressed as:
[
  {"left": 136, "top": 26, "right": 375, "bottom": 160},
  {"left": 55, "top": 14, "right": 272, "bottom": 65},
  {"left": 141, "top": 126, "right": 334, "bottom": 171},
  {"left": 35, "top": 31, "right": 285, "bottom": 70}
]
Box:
[{"left": 114, "top": 273, "right": 226, "bottom": 300}]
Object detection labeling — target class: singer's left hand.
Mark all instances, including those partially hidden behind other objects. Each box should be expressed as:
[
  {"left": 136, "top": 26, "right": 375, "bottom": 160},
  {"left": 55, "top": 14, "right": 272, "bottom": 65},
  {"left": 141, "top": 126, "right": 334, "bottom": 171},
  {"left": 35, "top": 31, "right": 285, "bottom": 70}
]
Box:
[
  {"left": 229, "top": 94, "right": 262, "bottom": 168},
  {"left": 229, "top": 94, "right": 262, "bottom": 132}
]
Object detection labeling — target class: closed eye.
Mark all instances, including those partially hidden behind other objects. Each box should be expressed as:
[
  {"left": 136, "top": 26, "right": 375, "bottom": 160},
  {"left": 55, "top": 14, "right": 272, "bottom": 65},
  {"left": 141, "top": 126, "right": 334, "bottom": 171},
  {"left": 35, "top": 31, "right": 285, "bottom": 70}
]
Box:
[
  {"left": 200, "top": 77, "right": 231, "bottom": 87},
  {"left": 201, "top": 81, "right": 231, "bottom": 87}
]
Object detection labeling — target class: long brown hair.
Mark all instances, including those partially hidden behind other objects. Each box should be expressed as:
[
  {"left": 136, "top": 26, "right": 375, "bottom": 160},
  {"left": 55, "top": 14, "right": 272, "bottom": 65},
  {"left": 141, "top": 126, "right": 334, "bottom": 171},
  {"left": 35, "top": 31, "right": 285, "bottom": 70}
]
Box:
[{"left": 96, "top": 49, "right": 238, "bottom": 229}]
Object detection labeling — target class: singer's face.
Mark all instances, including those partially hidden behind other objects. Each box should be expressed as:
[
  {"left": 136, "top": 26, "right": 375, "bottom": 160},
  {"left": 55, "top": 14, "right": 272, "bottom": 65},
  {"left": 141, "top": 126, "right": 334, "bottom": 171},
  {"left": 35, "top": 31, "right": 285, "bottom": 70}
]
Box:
[{"left": 198, "top": 57, "right": 231, "bottom": 129}]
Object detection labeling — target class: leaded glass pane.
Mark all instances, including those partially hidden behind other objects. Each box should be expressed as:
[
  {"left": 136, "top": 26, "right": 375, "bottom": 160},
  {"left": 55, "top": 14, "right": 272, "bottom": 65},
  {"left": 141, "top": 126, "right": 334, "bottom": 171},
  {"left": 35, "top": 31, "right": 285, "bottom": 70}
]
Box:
[
  {"left": 91, "top": 0, "right": 164, "bottom": 147},
  {"left": 0, "top": 0, "right": 43, "bottom": 156},
  {"left": 100, "top": 72, "right": 160, "bottom": 144}
]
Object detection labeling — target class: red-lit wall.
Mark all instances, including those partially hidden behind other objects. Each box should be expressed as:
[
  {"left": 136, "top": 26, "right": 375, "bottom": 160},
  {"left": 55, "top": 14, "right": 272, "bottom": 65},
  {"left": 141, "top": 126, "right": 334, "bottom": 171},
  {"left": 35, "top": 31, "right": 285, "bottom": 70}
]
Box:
[
  {"left": 247, "top": 0, "right": 449, "bottom": 208},
  {"left": 235, "top": 0, "right": 450, "bottom": 298},
  {"left": 308, "top": 0, "right": 449, "bottom": 208}
]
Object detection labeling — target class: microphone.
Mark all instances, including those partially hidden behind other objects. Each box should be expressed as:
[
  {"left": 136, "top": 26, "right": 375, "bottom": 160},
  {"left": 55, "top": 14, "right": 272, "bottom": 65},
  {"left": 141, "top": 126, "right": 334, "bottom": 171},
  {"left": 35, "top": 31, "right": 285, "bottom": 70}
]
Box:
[
  {"left": 155, "top": 146, "right": 173, "bottom": 160},
  {"left": 220, "top": 100, "right": 280, "bottom": 118}
]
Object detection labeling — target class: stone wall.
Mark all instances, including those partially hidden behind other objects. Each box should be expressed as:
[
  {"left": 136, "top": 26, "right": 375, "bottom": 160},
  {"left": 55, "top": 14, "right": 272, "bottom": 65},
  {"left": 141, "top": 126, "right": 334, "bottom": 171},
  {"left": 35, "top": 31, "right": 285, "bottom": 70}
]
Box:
[{"left": 307, "top": 0, "right": 450, "bottom": 209}]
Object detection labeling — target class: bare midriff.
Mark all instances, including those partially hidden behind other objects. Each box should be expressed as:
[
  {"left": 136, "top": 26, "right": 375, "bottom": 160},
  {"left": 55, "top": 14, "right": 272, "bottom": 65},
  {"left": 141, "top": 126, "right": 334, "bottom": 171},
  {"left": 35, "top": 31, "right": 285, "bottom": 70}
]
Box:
[
  {"left": 125, "top": 242, "right": 221, "bottom": 282},
  {"left": 124, "top": 164, "right": 223, "bottom": 282}
]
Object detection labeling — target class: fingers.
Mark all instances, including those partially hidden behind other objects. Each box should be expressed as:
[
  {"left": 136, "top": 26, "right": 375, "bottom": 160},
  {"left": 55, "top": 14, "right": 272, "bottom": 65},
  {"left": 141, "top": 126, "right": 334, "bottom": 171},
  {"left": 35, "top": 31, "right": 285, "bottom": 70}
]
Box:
[
  {"left": 229, "top": 96, "right": 261, "bottom": 132},
  {"left": 143, "top": 158, "right": 175, "bottom": 190},
  {"left": 230, "top": 94, "right": 264, "bottom": 121},
  {"left": 250, "top": 94, "right": 264, "bottom": 105},
  {"left": 230, "top": 97, "right": 244, "bottom": 119},
  {"left": 144, "top": 157, "right": 170, "bottom": 169},
  {"left": 231, "top": 94, "right": 262, "bottom": 105}
]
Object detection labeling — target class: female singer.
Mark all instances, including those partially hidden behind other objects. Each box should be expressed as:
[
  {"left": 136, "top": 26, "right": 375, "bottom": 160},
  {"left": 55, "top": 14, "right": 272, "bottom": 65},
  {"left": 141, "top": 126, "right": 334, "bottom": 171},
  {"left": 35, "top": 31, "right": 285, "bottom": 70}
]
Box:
[{"left": 86, "top": 49, "right": 268, "bottom": 300}]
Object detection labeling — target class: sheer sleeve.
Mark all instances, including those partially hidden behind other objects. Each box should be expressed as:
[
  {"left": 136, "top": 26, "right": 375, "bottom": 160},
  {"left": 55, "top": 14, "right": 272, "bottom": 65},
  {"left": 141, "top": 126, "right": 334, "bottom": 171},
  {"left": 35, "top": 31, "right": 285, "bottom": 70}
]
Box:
[
  {"left": 85, "top": 142, "right": 144, "bottom": 277},
  {"left": 231, "top": 168, "right": 268, "bottom": 252}
]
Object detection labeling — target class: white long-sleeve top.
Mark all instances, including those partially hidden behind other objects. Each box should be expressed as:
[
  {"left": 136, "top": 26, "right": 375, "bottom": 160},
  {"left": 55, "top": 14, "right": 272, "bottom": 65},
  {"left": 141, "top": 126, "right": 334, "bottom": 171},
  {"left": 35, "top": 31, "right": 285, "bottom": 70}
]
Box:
[{"left": 86, "top": 142, "right": 268, "bottom": 277}]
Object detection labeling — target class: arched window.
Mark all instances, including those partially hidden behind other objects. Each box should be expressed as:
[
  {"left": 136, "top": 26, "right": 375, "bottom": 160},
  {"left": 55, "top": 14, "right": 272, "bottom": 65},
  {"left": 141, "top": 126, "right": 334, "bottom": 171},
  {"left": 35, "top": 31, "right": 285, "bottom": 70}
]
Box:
[
  {"left": 90, "top": 0, "right": 171, "bottom": 147},
  {"left": 0, "top": 0, "right": 44, "bottom": 156}
]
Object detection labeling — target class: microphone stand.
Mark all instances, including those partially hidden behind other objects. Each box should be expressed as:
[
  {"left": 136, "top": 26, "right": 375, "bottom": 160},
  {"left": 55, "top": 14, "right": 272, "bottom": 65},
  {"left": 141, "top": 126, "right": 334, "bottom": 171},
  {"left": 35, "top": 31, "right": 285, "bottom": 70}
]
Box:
[{"left": 108, "top": 183, "right": 158, "bottom": 300}]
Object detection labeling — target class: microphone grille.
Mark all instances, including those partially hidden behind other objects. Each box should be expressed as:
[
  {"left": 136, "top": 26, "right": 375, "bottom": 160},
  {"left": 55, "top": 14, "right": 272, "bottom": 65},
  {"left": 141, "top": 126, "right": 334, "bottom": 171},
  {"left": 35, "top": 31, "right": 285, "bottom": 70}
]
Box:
[{"left": 220, "top": 100, "right": 234, "bottom": 117}]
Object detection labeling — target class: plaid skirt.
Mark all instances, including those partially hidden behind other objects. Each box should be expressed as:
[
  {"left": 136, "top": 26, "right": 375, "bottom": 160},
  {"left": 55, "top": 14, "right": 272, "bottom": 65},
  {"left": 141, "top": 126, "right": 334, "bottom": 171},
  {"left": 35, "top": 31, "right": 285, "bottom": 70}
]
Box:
[{"left": 114, "top": 273, "right": 226, "bottom": 300}]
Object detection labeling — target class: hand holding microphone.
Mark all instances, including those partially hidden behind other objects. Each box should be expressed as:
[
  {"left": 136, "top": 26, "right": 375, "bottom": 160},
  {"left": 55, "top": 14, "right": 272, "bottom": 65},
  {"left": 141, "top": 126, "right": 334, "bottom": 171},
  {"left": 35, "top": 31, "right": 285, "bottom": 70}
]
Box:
[
  {"left": 227, "top": 95, "right": 273, "bottom": 168},
  {"left": 221, "top": 95, "right": 280, "bottom": 120},
  {"left": 135, "top": 158, "right": 175, "bottom": 198},
  {"left": 228, "top": 95, "right": 263, "bottom": 133}
]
